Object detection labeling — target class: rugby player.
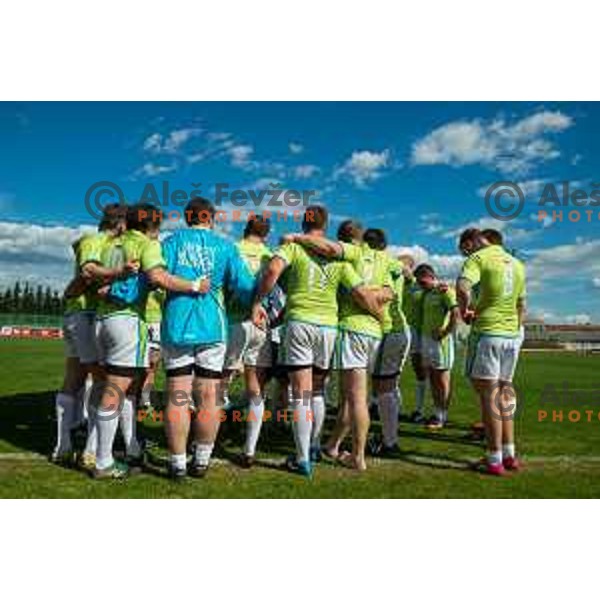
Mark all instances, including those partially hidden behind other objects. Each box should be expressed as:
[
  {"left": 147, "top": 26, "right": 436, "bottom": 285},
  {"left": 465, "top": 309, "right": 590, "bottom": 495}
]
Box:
[
  {"left": 365, "top": 230, "right": 411, "bottom": 455},
  {"left": 402, "top": 257, "right": 429, "bottom": 423},
  {"left": 161, "top": 198, "right": 255, "bottom": 481},
  {"left": 279, "top": 219, "right": 394, "bottom": 472},
  {"left": 94, "top": 203, "right": 210, "bottom": 479},
  {"left": 53, "top": 204, "right": 129, "bottom": 465},
  {"left": 251, "top": 207, "right": 386, "bottom": 476},
  {"left": 417, "top": 264, "right": 459, "bottom": 429},
  {"left": 456, "top": 228, "right": 526, "bottom": 475},
  {"left": 222, "top": 216, "right": 273, "bottom": 467},
  {"left": 138, "top": 287, "right": 164, "bottom": 409}
]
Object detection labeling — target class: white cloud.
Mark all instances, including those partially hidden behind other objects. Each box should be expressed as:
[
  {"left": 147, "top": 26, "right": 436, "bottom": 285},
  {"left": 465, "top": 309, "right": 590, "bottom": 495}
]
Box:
[
  {"left": 227, "top": 144, "right": 254, "bottom": 168},
  {"left": 142, "top": 128, "right": 202, "bottom": 154},
  {"left": 293, "top": 164, "right": 320, "bottom": 179},
  {"left": 565, "top": 314, "right": 592, "bottom": 325},
  {"left": 335, "top": 149, "right": 392, "bottom": 187},
  {"left": 0, "top": 221, "right": 97, "bottom": 290},
  {"left": 527, "top": 239, "right": 600, "bottom": 293},
  {"left": 134, "top": 162, "right": 176, "bottom": 178},
  {"left": 387, "top": 244, "right": 463, "bottom": 280},
  {"left": 289, "top": 142, "right": 304, "bottom": 154},
  {"left": 593, "top": 277, "right": 600, "bottom": 289},
  {"left": 411, "top": 109, "right": 573, "bottom": 174}
]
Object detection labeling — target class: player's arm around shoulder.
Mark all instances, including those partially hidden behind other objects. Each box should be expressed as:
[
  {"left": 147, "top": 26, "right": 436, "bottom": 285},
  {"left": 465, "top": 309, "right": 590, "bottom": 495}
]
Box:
[
  {"left": 145, "top": 239, "right": 209, "bottom": 295},
  {"left": 282, "top": 234, "right": 343, "bottom": 259}
]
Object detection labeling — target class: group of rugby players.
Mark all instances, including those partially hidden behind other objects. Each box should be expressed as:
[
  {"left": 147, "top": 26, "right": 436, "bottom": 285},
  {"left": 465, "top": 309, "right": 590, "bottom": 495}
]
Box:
[{"left": 52, "top": 196, "right": 526, "bottom": 480}]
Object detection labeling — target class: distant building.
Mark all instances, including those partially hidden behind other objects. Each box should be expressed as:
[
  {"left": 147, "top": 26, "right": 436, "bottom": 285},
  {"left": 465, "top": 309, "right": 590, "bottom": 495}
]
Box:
[{"left": 525, "top": 319, "right": 600, "bottom": 351}]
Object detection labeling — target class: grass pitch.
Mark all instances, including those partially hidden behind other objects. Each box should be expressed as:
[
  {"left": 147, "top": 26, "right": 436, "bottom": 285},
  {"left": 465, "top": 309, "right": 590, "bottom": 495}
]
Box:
[{"left": 1, "top": 339, "right": 599, "bottom": 498}]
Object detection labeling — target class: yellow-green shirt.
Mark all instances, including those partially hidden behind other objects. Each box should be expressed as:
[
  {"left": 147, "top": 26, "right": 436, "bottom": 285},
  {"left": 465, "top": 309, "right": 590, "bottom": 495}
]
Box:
[
  {"left": 97, "top": 229, "right": 165, "bottom": 318},
  {"left": 275, "top": 242, "right": 363, "bottom": 328},
  {"left": 338, "top": 242, "right": 393, "bottom": 339},
  {"left": 460, "top": 245, "right": 526, "bottom": 336},
  {"left": 421, "top": 286, "right": 457, "bottom": 336},
  {"left": 228, "top": 238, "right": 272, "bottom": 323}
]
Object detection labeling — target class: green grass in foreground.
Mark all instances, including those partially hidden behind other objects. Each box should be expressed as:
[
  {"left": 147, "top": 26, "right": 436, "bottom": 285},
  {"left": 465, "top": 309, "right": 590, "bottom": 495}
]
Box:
[{"left": 1, "top": 339, "right": 599, "bottom": 498}]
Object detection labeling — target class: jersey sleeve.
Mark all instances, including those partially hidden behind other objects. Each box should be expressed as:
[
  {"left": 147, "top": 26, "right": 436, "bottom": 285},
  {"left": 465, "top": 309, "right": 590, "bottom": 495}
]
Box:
[
  {"left": 340, "top": 242, "right": 360, "bottom": 262},
  {"left": 226, "top": 243, "right": 256, "bottom": 306},
  {"left": 443, "top": 287, "right": 458, "bottom": 309},
  {"left": 274, "top": 243, "right": 296, "bottom": 266},
  {"left": 460, "top": 256, "right": 481, "bottom": 285},
  {"left": 78, "top": 235, "right": 102, "bottom": 267},
  {"left": 339, "top": 262, "right": 363, "bottom": 291},
  {"left": 140, "top": 240, "right": 166, "bottom": 271},
  {"left": 516, "top": 261, "right": 527, "bottom": 300}
]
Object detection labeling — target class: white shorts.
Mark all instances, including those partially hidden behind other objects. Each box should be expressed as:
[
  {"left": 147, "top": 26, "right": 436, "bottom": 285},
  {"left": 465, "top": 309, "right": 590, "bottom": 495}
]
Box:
[
  {"left": 96, "top": 314, "right": 149, "bottom": 370},
  {"left": 147, "top": 322, "right": 161, "bottom": 353},
  {"left": 279, "top": 321, "right": 337, "bottom": 370},
  {"left": 63, "top": 311, "right": 98, "bottom": 364},
  {"left": 372, "top": 328, "right": 411, "bottom": 378},
  {"left": 224, "top": 320, "right": 272, "bottom": 370},
  {"left": 421, "top": 334, "right": 455, "bottom": 371},
  {"left": 466, "top": 334, "right": 521, "bottom": 382},
  {"left": 163, "top": 342, "right": 227, "bottom": 376},
  {"left": 409, "top": 327, "right": 422, "bottom": 355},
  {"left": 334, "top": 329, "right": 381, "bottom": 373}
]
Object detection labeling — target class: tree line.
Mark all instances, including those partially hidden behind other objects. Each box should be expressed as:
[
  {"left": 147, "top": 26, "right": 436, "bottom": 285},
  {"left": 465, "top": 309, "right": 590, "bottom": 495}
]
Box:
[{"left": 0, "top": 282, "right": 65, "bottom": 315}]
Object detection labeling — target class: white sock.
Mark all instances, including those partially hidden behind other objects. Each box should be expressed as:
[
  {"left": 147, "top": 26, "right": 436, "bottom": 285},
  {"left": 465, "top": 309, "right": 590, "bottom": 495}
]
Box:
[
  {"left": 415, "top": 380, "right": 427, "bottom": 414},
  {"left": 291, "top": 398, "right": 312, "bottom": 464},
  {"left": 502, "top": 443, "right": 515, "bottom": 459},
  {"left": 244, "top": 397, "right": 265, "bottom": 457},
  {"left": 170, "top": 453, "right": 187, "bottom": 470},
  {"left": 488, "top": 450, "right": 503, "bottom": 465},
  {"left": 310, "top": 394, "right": 326, "bottom": 450},
  {"left": 379, "top": 391, "right": 399, "bottom": 448},
  {"left": 397, "top": 388, "right": 403, "bottom": 417},
  {"left": 96, "top": 406, "right": 120, "bottom": 470},
  {"left": 84, "top": 402, "right": 98, "bottom": 456},
  {"left": 435, "top": 406, "right": 444, "bottom": 422},
  {"left": 119, "top": 396, "right": 141, "bottom": 458},
  {"left": 194, "top": 442, "right": 214, "bottom": 467},
  {"left": 441, "top": 408, "right": 448, "bottom": 423},
  {"left": 54, "top": 392, "right": 76, "bottom": 455}
]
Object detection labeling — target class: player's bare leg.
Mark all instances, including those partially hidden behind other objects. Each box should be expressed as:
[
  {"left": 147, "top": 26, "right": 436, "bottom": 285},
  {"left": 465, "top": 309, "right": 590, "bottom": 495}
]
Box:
[
  {"left": 94, "top": 373, "right": 134, "bottom": 478},
  {"left": 52, "top": 357, "right": 86, "bottom": 463},
  {"left": 325, "top": 384, "right": 351, "bottom": 459},
  {"left": 190, "top": 376, "right": 222, "bottom": 476},
  {"left": 411, "top": 353, "right": 428, "bottom": 422},
  {"left": 499, "top": 381, "right": 519, "bottom": 470},
  {"left": 342, "top": 368, "right": 369, "bottom": 471},
  {"left": 242, "top": 366, "right": 268, "bottom": 465},
  {"left": 309, "top": 368, "right": 328, "bottom": 461},
  {"left": 428, "top": 368, "right": 450, "bottom": 428},
  {"left": 165, "top": 374, "right": 193, "bottom": 477},
  {"left": 472, "top": 378, "right": 504, "bottom": 475},
  {"left": 286, "top": 367, "right": 313, "bottom": 475}
]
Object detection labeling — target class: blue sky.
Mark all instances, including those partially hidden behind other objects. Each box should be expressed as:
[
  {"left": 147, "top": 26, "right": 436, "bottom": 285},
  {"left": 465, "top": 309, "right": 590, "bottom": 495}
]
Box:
[{"left": 0, "top": 101, "right": 599, "bottom": 323}]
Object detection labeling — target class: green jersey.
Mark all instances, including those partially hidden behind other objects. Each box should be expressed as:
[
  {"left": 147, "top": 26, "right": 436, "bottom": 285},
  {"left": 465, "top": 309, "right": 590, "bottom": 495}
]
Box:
[
  {"left": 383, "top": 262, "right": 408, "bottom": 334},
  {"left": 145, "top": 289, "right": 165, "bottom": 324},
  {"left": 421, "top": 286, "right": 457, "bottom": 336},
  {"left": 460, "top": 244, "right": 526, "bottom": 336},
  {"left": 337, "top": 242, "right": 392, "bottom": 338},
  {"left": 275, "top": 242, "right": 362, "bottom": 328},
  {"left": 228, "top": 238, "right": 272, "bottom": 323},
  {"left": 64, "top": 231, "right": 110, "bottom": 314},
  {"left": 403, "top": 276, "right": 425, "bottom": 332},
  {"left": 97, "top": 229, "right": 165, "bottom": 318}
]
